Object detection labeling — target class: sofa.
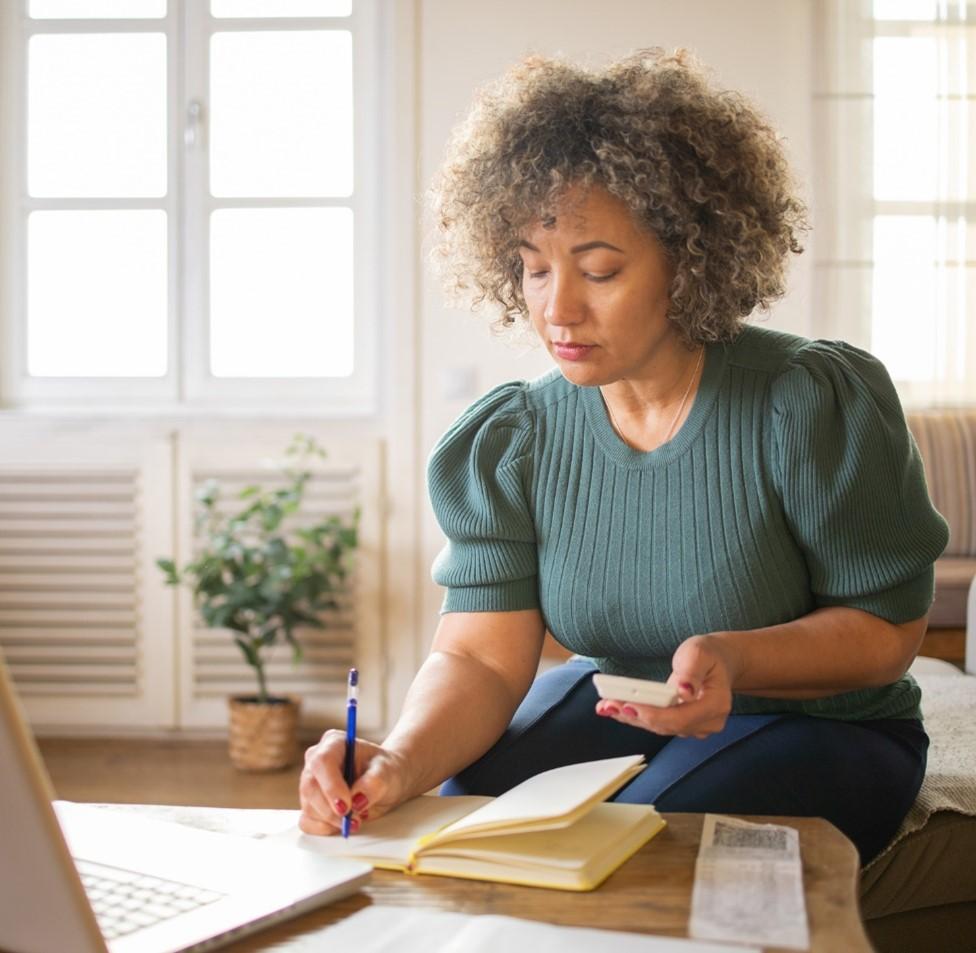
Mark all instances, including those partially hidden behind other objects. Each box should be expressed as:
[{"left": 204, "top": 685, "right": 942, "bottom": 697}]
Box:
[
  {"left": 905, "top": 409, "right": 976, "bottom": 628},
  {"left": 859, "top": 562, "right": 976, "bottom": 952}
]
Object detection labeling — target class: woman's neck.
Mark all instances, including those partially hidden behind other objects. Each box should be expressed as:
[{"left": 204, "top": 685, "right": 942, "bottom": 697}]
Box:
[{"left": 600, "top": 344, "right": 705, "bottom": 452}]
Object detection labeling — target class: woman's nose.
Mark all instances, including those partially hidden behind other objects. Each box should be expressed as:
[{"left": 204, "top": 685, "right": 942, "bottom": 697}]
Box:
[{"left": 543, "top": 275, "right": 584, "bottom": 325}]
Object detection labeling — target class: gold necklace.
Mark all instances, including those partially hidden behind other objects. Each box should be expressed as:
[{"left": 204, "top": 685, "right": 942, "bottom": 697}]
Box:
[{"left": 604, "top": 346, "right": 705, "bottom": 448}]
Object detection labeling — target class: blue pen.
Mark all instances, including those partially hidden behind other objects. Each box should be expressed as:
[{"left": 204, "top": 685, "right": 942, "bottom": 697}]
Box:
[{"left": 341, "top": 668, "right": 358, "bottom": 838}]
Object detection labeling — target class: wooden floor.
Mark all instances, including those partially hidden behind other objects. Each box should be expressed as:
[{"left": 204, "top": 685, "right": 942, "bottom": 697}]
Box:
[{"left": 37, "top": 737, "right": 304, "bottom": 809}]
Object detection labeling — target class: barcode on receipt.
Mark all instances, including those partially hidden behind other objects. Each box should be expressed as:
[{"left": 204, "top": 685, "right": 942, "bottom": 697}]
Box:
[{"left": 711, "top": 823, "right": 789, "bottom": 851}]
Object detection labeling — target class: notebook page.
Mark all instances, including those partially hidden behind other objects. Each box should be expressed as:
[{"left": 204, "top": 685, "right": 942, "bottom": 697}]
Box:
[
  {"left": 271, "top": 795, "right": 489, "bottom": 866},
  {"left": 432, "top": 754, "right": 645, "bottom": 842}
]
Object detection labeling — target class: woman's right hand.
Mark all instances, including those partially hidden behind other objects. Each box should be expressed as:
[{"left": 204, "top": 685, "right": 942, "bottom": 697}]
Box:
[{"left": 298, "top": 730, "right": 412, "bottom": 836}]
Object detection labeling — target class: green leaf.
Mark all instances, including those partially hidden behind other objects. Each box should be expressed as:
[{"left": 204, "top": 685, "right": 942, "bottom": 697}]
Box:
[
  {"left": 155, "top": 558, "right": 181, "bottom": 585},
  {"left": 261, "top": 505, "right": 283, "bottom": 532}
]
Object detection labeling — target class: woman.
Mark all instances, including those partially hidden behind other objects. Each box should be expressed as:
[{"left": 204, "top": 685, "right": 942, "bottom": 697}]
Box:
[{"left": 299, "top": 49, "right": 948, "bottom": 863}]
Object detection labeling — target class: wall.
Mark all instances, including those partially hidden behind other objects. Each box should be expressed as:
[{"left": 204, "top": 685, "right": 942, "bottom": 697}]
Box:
[{"left": 413, "top": 0, "right": 816, "bottom": 655}]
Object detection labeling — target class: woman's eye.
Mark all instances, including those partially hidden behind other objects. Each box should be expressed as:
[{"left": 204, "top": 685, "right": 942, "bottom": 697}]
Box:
[
  {"left": 586, "top": 272, "right": 617, "bottom": 283},
  {"left": 528, "top": 270, "right": 549, "bottom": 280}
]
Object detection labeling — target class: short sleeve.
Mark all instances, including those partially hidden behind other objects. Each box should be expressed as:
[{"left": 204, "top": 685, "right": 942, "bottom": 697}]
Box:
[
  {"left": 769, "top": 340, "right": 949, "bottom": 623},
  {"left": 428, "top": 381, "right": 538, "bottom": 613}
]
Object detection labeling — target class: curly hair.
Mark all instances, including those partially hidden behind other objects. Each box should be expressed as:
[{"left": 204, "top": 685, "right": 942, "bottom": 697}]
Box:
[{"left": 429, "top": 48, "right": 808, "bottom": 344}]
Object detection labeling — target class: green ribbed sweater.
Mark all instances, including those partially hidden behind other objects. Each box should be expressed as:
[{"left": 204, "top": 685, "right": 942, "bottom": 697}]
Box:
[{"left": 428, "top": 326, "right": 949, "bottom": 720}]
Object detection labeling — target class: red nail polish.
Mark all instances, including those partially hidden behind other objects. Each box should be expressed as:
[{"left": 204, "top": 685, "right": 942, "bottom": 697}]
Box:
[
  {"left": 622, "top": 705, "right": 638, "bottom": 717},
  {"left": 680, "top": 682, "right": 694, "bottom": 693},
  {"left": 334, "top": 799, "right": 347, "bottom": 815},
  {"left": 352, "top": 792, "right": 368, "bottom": 811},
  {"left": 360, "top": 810, "right": 369, "bottom": 821},
  {"left": 350, "top": 817, "right": 360, "bottom": 833}
]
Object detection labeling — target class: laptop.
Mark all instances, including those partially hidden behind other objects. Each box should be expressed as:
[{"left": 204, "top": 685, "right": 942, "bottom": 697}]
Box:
[{"left": 0, "top": 655, "right": 372, "bottom": 953}]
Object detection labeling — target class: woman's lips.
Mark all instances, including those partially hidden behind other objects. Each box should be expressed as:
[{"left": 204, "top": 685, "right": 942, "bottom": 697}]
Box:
[{"left": 552, "top": 342, "right": 595, "bottom": 361}]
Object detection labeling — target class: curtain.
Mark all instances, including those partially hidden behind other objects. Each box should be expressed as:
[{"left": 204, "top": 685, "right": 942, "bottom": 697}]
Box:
[{"left": 814, "top": 0, "right": 975, "bottom": 407}]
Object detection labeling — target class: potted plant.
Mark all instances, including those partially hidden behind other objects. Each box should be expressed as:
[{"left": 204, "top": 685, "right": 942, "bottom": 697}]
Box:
[{"left": 157, "top": 433, "right": 359, "bottom": 772}]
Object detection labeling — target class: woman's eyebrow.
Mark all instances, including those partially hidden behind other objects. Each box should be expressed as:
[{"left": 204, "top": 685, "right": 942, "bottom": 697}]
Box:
[
  {"left": 517, "top": 239, "right": 625, "bottom": 254},
  {"left": 570, "top": 240, "right": 625, "bottom": 254}
]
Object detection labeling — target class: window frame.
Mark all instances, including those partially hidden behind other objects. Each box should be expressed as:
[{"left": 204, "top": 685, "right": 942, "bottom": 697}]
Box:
[{"left": 0, "top": 0, "right": 384, "bottom": 416}]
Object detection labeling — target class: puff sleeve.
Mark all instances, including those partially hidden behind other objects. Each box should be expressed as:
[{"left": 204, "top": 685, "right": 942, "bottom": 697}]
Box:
[
  {"left": 428, "top": 382, "right": 538, "bottom": 613},
  {"left": 769, "top": 340, "right": 949, "bottom": 623}
]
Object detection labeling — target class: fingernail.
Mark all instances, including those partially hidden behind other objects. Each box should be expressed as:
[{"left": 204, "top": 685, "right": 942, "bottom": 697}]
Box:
[
  {"left": 622, "top": 705, "right": 638, "bottom": 717},
  {"left": 350, "top": 817, "right": 360, "bottom": 833},
  {"left": 334, "top": 799, "right": 348, "bottom": 815},
  {"left": 602, "top": 704, "right": 620, "bottom": 716},
  {"left": 359, "top": 810, "right": 369, "bottom": 821},
  {"left": 352, "top": 792, "right": 368, "bottom": 811},
  {"left": 680, "top": 682, "right": 694, "bottom": 693}
]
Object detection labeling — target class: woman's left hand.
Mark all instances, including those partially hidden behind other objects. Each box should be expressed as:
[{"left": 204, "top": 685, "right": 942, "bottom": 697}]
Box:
[{"left": 595, "top": 634, "right": 739, "bottom": 739}]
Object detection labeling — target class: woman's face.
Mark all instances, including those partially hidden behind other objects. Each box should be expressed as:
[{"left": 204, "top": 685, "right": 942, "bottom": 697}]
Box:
[{"left": 518, "top": 186, "right": 678, "bottom": 388}]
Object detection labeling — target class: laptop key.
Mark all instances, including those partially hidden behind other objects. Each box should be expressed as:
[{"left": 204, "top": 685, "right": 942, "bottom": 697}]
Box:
[
  {"left": 144, "top": 901, "right": 182, "bottom": 920},
  {"left": 133, "top": 875, "right": 166, "bottom": 889},
  {"left": 126, "top": 910, "right": 159, "bottom": 928},
  {"left": 171, "top": 897, "right": 201, "bottom": 912}
]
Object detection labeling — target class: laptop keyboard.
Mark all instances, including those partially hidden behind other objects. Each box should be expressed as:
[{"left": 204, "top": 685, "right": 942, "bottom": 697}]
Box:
[{"left": 76, "top": 859, "right": 225, "bottom": 940}]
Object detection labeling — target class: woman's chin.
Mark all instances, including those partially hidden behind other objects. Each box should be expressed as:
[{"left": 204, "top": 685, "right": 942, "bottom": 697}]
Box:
[{"left": 553, "top": 359, "right": 615, "bottom": 388}]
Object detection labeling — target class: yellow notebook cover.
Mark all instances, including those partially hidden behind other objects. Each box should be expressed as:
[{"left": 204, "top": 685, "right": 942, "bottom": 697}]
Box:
[{"left": 281, "top": 754, "right": 666, "bottom": 891}]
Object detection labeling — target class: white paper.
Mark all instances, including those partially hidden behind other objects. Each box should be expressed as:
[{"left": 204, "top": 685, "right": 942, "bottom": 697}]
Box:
[
  {"left": 689, "top": 814, "right": 810, "bottom": 951},
  {"left": 87, "top": 802, "right": 299, "bottom": 838},
  {"left": 281, "top": 905, "right": 759, "bottom": 953}
]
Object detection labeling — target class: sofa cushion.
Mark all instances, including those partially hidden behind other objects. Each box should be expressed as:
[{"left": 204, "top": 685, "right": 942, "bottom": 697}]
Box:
[
  {"left": 860, "top": 811, "right": 976, "bottom": 918},
  {"left": 930, "top": 557, "right": 976, "bottom": 627}
]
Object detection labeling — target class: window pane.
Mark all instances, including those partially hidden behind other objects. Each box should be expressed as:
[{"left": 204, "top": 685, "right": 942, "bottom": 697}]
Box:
[
  {"left": 873, "top": 38, "right": 939, "bottom": 201},
  {"left": 210, "top": 31, "right": 352, "bottom": 197},
  {"left": 28, "top": 211, "right": 168, "bottom": 377},
  {"left": 30, "top": 0, "right": 165, "bottom": 17},
  {"left": 29, "top": 33, "right": 166, "bottom": 198},
  {"left": 872, "top": 216, "right": 937, "bottom": 382},
  {"left": 873, "top": 0, "right": 938, "bottom": 19},
  {"left": 211, "top": 0, "right": 350, "bottom": 15},
  {"left": 210, "top": 208, "right": 352, "bottom": 377}
]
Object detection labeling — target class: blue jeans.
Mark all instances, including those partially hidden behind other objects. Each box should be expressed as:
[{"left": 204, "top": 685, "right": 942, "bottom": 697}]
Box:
[{"left": 440, "top": 658, "right": 928, "bottom": 864}]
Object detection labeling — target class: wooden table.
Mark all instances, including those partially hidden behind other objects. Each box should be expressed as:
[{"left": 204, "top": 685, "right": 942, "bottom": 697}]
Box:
[{"left": 226, "top": 813, "right": 872, "bottom": 952}]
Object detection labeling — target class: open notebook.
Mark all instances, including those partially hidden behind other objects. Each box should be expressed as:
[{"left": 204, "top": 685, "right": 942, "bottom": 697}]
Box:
[{"left": 275, "top": 754, "right": 665, "bottom": 891}]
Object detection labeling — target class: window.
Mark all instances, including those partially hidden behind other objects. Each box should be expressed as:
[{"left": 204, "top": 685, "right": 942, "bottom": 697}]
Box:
[
  {"left": 815, "top": 0, "right": 975, "bottom": 406},
  {"left": 0, "top": 0, "right": 383, "bottom": 414}
]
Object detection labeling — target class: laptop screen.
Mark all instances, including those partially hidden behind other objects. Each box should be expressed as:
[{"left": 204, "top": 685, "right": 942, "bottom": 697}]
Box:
[{"left": 0, "top": 656, "right": 109, "bottom": 953}]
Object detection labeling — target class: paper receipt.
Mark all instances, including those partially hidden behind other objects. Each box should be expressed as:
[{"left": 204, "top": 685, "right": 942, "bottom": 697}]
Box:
[{"left": 689, "top": 814, "right": 810, "bottom": 950}]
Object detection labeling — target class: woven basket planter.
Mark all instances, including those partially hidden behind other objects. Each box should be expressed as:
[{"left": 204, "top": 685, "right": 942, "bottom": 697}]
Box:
[{"left": 227, "top": 695, "right": 301, "bottom": 772}]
